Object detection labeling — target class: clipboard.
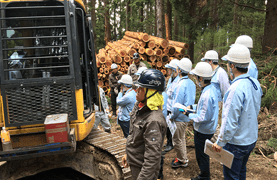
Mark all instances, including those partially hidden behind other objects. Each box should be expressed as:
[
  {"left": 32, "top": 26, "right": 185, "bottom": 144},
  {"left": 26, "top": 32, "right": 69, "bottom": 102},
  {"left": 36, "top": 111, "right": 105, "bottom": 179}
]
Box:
[{"left": 204, "top": 139, "right": 234, "bottom": 169}]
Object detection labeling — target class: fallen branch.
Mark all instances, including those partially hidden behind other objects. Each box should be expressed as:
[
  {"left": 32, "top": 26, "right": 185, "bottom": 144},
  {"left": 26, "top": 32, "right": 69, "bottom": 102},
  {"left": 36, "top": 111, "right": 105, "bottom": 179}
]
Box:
[{"left": 258, "top": 148, "right": 269, "bottom": 159}]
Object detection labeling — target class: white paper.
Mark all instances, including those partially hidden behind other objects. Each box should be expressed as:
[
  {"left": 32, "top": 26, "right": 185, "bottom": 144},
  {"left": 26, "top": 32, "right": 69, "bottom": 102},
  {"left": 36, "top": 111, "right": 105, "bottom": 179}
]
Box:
[
  {"left": 204, "top": 139, "right": 234, "bottom": 169},
  {"left": 173, "top": 103, "right": 196, "bottom": 113},
  {"left": 166, "top": 116, "right": 177, "bottom": 137}
]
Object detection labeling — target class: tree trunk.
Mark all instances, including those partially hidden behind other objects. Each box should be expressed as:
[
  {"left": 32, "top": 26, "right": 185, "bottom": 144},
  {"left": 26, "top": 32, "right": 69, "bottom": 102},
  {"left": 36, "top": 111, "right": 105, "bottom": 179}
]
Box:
[
  {"left": 263, "top": 0, "right": 277, "bottom": 53},
  {"left": 146, "top": 2, "right": 151, "bottom": 34},
  {"left": 174, "top": 12, "right": 178, "bottom": 41},
  {"left": 188, "top": 0, "right": 197, "bottom": 63},
  {"left": 182, "top": 26, "right": 185, "bottom": 40},
  {"left": 119, "top": 2, "right": 122, "bottom": 39},
  {"left": 233, "top": 0, "right": 239, "bottom": 38},
  {"left": 83, "top": 0, "right": 87, "bottom": 11},
  {"left": 90, "top": 0, "right": 96, "bottom": 46},
  {"left": 210, "top": 0, "right": 218, "bottom": 49},
  {"left": 130, "top": 1, "right": 133, "bottom": 31},
  {"left": 140, "top": 2, "right": 144, "bottom": 32},
  {"left": 104, "top": 0, "right": 111, "bottom": 44},
  {"left": 166, "top": 0, "right": 172, "bottom": 40},
  {"left": 126, "top": 0, "right": 131, "bottom": 31},
  {"left": 113, "top": 1, "right": 117, "bottom": 41},
  {"left": 156, "top": 0, "right": 163, "bottom": 37},
  {"left": 165, "top": 13, "right": 170, "bottom": 40},
  {"left": 155, "top": 2, "right": 157, "bottom": 36}
]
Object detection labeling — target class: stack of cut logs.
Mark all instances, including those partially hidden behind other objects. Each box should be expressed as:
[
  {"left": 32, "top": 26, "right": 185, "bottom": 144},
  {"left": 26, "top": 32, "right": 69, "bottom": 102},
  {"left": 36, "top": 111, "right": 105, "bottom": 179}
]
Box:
[{"left": 96, "top": 31, "right": 189, "bottom": 93}]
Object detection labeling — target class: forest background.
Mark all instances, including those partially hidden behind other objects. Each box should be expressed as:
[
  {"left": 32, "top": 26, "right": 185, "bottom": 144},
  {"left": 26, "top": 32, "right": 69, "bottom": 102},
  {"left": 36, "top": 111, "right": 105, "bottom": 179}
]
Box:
[{"left": 85, "top": 0, "right": 277, "bottom": 109}]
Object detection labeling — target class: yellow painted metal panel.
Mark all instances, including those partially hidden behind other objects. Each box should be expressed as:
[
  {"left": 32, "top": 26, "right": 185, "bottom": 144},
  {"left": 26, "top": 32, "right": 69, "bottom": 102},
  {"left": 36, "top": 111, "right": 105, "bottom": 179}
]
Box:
[
  {"left": 0, "top": 90, "right": 4, "bottom": 127},
  {"left": 70, "top": 89, "right": 85, "bottom": 123},
  {"left": 70, "top": 112, "right": 95, "bottom": 141}
]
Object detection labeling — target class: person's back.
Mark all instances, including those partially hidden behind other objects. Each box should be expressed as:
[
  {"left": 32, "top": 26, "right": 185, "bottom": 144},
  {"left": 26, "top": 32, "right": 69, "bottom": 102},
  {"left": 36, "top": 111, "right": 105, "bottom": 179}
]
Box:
[
  {"left": 170, "top": 77, "right": 195, "bottom": 122},
  {"left": 211, "top": 66, "right": 230, "bottom": 101},
  {"left": 166, "top": 75, "right": 180, "bottom": 112},
  {"left": 190, "top": 83, "right": 219, "bottom": 134},
  {"left": 218, "top": 74, "right": 262, "bottom": 146}
]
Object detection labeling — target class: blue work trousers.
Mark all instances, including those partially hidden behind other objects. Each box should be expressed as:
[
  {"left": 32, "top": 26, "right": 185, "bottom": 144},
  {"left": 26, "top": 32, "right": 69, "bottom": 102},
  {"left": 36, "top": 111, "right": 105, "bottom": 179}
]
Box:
[
  {"left": 223, "top": 142, "right": 256, "bottom": 180},
  {"left": 194, "top": 130, "right": 214, "bottom": 180},
  {"left": 118, "top": 119, "right": 130, "bottom": 138}
]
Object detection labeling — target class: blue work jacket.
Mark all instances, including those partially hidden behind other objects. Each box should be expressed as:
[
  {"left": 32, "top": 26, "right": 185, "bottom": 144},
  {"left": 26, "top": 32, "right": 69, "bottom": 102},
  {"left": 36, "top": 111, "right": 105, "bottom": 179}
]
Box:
[
  {"left": 216, "top": 74, "right": 262, "bottom": 147},
  {"left": 248, "top": 58, "right": 258, "bottom": 79},
  {"left": 170, "top": 76, "right": 196, "bottom": 122},
  {"left": 189, "top": 83, "right": 219, "bottom": 134},
  {"left": 117, "top": 88, "right": 136, "bottom": 122},
  {"left": 211, "top": 66, "right": 230, "bottom": 102},
  {"left": 166, "top": 75, "right": 180, "bottom": 112}
]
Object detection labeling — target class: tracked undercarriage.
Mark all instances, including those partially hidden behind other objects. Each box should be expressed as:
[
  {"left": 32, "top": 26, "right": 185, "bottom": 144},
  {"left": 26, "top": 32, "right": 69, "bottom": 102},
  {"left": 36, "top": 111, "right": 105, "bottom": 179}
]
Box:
[{"left": 0, "top": 130, "right": 131, "bottom": 180}]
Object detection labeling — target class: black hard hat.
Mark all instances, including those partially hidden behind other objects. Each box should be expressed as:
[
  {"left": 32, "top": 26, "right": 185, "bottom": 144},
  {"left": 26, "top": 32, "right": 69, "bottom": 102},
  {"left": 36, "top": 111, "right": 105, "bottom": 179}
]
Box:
[
  {"left": 133, "top": 52, "right": 140, "bottom": 59},
  {"left": 134, "top": 69, "right": 165, "bottom": 91}
]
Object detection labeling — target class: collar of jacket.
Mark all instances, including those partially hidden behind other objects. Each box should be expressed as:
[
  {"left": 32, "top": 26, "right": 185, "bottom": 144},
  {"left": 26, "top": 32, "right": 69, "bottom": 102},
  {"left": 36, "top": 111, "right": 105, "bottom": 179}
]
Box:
[
  {"left": 112, "top": 71, "right": 120, "bottom": 77},
  {"left": 136, "top": 105, "right": 151, "bottom": 118},
  {"left": 179, "top": 75, "right": 188, "bottom": 81}
]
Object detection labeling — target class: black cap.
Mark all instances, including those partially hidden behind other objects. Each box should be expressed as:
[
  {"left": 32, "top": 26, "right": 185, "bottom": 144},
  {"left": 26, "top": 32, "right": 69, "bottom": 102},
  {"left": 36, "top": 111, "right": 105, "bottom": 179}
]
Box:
[
  {"left": 133, "top": 52, "right": 140, "bottom": 59},
  {"left": 134, "top": 69, "right": 165, "bottom": 91}
]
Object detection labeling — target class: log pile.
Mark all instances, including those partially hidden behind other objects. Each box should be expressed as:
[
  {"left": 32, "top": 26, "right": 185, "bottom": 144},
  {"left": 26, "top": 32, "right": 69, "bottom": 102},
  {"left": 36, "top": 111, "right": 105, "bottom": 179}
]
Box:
[{"left": 96, "top": 31, "right": 189, "bottom": 93}]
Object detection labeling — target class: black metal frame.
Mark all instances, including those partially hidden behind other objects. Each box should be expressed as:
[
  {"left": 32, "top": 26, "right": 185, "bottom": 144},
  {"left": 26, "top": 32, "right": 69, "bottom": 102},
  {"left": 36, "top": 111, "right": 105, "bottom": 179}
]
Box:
[{"left": 0, "top": 0, "right": 83, "bottom": 127}]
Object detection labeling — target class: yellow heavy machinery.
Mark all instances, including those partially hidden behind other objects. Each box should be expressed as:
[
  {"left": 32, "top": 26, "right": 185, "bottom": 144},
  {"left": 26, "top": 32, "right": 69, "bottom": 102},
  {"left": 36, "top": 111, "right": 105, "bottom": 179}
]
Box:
[{"left": 0, "top": 0, "right": 130, "bottom": 179}]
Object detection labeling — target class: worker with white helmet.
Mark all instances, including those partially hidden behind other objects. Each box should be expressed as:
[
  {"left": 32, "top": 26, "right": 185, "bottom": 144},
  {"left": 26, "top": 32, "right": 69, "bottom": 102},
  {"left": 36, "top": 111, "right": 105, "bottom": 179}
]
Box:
[
  {"left": 201, "top": 50, "right": 230, "bottom": 101},
  {"left": 213, "top": 44, "right": 262, "bottom": 179},
  {"left": 109, "top": 63, "right": 123, "bottom": 117},
  {"left": 170, "top": 58, "right": 196, "bottom": 168},
  {"left": 163, "top": 59, "right": 180, "bottom": 153},
  {"left": 232, "top": 35, "right": 258, "bottom": 79},
  {"left": 116, "top": 74, "right": 136, "bottom": 138},
  {"left": 183, "top": 62, "right": 218, "bottom": 180}
]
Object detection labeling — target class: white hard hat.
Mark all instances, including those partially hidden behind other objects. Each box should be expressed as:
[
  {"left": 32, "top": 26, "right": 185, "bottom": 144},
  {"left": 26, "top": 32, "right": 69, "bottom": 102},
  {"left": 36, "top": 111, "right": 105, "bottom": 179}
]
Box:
[
  {"left": 222, "top": 44, "right": 251, "bottom": 65},
  {"left": 111, "top": 63, "right": 118, "bottom": 69},
  {"left": 201, "top": 50, "right": 219, "bottom": 62},
  {"left": 118, "top": 74, "right": 133, "bottom": 85},
  {"left": 177, "top": 58, "right": 192, "bottom": 73},
  {"left": 231, "top": 35, "right": 253, "bottom": 48},
  {"left": 135, "top": 67, "right": 147, "bottom": 75},
  {"left": 190, "top": 62, "right": 214, "bottom": 79},
  {"left": 165, "top": 59, "right": 179, "bottom": 70}
]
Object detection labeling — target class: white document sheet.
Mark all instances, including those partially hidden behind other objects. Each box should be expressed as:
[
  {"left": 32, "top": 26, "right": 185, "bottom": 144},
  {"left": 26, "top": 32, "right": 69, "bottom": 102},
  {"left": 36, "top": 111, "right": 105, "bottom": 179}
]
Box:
[
  {"left": 166, "top": 115, "right": 177, "bottom": 137},
  {"left": 173, "top": 103, "right": 196, "bottom": 113},
  {"left": 204, "top": 139, "right": 234, "bottom": 169}
]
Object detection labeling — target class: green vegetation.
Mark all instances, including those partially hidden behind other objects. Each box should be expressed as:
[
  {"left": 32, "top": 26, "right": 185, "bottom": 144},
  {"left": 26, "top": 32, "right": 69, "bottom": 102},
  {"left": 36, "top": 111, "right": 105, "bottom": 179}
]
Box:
[{"left": 267, "top": 138, "right": 277, "bottom": 150}]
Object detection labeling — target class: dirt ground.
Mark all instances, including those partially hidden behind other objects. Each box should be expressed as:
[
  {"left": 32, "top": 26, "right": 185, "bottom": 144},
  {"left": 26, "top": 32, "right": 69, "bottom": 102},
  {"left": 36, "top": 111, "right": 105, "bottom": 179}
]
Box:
[{"left": 105, "top": 104, "right": 277, "bottom": 180}]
